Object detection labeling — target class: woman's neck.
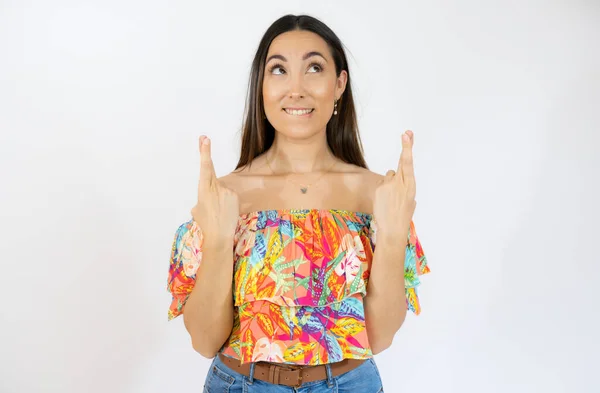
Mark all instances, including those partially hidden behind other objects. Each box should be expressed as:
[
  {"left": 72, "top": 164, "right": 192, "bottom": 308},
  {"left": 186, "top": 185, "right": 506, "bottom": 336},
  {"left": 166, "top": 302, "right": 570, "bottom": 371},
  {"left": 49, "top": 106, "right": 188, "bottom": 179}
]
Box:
[{"left": 267, "top": 132, "right": 336, "bottom": 174}]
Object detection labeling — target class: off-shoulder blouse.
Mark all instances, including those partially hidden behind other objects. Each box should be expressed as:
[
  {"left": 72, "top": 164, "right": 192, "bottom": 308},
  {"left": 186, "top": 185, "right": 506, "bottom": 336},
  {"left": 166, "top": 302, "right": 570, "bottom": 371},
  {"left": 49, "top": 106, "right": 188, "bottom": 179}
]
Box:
[{"left": 167, "top": 209, "right": 430, "bottom": 365}]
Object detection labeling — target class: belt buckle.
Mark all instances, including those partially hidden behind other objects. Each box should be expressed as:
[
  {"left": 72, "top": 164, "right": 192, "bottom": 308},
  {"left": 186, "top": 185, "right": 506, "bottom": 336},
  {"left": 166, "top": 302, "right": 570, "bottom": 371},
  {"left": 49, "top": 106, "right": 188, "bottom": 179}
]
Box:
[{"left": 295, "top": 370, "right": 303, "bottom": 388}]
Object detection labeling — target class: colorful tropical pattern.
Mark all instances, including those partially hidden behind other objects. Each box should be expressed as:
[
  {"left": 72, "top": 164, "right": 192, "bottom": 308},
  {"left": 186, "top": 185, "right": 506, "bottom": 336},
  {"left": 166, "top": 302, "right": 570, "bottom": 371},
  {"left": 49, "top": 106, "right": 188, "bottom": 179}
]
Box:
[{"left": 167, "top": 209, "right": 430, "bottom": 365}]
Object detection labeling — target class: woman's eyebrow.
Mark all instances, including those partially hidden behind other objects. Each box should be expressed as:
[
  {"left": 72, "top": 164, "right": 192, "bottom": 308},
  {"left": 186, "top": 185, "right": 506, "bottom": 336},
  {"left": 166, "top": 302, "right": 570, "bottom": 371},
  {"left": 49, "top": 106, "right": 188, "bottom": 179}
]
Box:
[{"left": 265, "top": 51, "right": 328, "bottom": 64}]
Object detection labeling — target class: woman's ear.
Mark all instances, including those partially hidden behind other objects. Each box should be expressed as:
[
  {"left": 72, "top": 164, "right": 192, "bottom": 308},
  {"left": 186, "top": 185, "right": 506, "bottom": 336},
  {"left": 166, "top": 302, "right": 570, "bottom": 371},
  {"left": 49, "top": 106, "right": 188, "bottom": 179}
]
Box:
[{"left": 336, "top": 70, "right": 348, "bottom": 100}]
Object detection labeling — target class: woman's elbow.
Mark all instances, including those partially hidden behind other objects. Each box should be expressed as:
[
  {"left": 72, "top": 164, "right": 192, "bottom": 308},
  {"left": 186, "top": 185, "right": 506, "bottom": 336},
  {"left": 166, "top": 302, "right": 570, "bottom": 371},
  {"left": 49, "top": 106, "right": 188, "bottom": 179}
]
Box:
[
  {"left": 368, "top": 317, "right": 407, "bottom": 354},
  {"left": 370, "top": 336, "right": 393, "bottom": 355},
  {"left": 184, "top": 316, "right": 220, "bottom": 358},
  {"left": 191, "top": 339, "right": 218, "bottom": 359},
  {"left": 187, "top": 328, "right": 222, "bottom": 359}
]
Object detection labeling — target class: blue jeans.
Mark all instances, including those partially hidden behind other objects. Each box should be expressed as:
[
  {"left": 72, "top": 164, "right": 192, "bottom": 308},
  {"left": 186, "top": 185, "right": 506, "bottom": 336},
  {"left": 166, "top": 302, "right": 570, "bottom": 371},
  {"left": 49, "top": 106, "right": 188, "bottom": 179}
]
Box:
[{"left": 203, "top": 354, "right": 384, "bottom": 393}]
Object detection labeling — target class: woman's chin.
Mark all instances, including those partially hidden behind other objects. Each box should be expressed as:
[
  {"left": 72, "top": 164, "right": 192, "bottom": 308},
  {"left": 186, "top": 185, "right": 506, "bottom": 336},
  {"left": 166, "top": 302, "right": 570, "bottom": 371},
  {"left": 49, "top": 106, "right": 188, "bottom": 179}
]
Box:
[{"left": 269, "top": 121, "right": 326, "bottom": 139}]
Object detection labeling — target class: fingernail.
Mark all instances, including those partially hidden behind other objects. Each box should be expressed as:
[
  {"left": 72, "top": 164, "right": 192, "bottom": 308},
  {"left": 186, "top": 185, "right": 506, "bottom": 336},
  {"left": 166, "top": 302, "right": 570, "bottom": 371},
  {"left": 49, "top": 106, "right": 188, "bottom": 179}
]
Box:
[
  {"left": 402, "top": 134, "right": 409, "bottom": 142},
  {"left": 203, "top": 138, "right": 210, "bottom": 145}
]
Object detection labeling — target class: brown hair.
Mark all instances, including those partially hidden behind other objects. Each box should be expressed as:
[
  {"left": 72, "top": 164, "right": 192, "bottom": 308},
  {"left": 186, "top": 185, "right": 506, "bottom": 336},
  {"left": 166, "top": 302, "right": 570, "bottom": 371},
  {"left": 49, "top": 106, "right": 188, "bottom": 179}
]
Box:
[{"left": 234, "top": 14, "right": 368, "bottom": 170}]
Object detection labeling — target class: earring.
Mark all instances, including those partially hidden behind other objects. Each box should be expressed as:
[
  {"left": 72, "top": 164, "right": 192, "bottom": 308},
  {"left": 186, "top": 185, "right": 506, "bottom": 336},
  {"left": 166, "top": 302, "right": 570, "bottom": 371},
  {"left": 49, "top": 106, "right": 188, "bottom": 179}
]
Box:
[{"left": 333, "top": 99, "right": 338, "bottom": 115}]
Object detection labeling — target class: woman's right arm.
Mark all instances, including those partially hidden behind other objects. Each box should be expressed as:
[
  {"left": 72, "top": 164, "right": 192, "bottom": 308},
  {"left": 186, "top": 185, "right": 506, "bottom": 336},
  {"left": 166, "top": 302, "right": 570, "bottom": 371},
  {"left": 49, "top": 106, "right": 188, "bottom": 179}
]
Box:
[
  {"left": 182, "top": 238, "right": 234, "bottom": 358},
  {"left": 169, "top": 135, "right": 240, "bottom": 358}
]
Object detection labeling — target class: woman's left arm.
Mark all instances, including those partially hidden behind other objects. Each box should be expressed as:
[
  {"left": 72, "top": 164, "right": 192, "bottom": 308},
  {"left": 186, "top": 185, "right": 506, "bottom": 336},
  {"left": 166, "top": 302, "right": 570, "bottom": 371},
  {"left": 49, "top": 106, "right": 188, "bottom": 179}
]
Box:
[
  {"left": 364, "top": 130, "right": 416, "bottom": 354},
  {"left": 364, "top": 231, "right": 409, "bottom": 354}
]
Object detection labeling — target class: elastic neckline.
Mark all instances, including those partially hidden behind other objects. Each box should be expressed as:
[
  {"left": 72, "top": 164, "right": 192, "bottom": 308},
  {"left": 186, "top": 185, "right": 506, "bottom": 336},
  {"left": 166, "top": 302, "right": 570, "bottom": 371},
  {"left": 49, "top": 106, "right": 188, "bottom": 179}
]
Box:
[{"left": 238, "top": 208, "right": 373, "bottom": 218}]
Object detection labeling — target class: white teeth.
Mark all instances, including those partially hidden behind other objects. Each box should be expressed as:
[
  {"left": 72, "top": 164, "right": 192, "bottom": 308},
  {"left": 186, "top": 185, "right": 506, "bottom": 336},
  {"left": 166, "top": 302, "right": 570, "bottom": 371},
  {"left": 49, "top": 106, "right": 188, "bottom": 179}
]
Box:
[{"left": 285, "top": 108, "right": 313, "bottom": 116}]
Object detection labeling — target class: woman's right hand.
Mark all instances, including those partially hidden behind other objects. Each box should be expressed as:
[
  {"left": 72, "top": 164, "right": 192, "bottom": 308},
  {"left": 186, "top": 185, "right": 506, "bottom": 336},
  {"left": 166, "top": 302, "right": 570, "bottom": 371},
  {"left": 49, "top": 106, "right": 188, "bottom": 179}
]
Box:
[{"left": 190, "top": 136, "right": 240, "bottom": 249}]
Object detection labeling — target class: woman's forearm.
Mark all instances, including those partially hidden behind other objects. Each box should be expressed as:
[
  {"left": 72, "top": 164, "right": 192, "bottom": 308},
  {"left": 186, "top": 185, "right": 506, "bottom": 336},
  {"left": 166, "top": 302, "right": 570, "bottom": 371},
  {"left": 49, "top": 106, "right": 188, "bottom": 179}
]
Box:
[
  {"left": 183, "top": 241, "right": 234, "bottom": 358},
  {"left": 364, "top": 232, "right": 409, "bottom": 354}
]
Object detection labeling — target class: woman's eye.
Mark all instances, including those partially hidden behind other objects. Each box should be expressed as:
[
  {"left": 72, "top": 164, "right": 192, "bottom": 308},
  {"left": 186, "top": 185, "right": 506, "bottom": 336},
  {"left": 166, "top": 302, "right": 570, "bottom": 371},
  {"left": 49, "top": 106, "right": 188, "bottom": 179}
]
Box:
[
  {"left": 268, "top": 63, "right": 322, "bottom": 74},
  {"left": 271, "top": 66, "right": 285, "bottom": 75}
]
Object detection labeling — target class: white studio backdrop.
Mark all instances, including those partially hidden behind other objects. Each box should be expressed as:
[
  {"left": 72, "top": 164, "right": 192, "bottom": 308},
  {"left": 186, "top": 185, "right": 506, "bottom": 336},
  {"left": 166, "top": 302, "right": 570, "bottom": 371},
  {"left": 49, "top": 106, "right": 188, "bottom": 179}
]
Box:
[{"left": 0, "top": 1, "right": 598, "bottom": 392}]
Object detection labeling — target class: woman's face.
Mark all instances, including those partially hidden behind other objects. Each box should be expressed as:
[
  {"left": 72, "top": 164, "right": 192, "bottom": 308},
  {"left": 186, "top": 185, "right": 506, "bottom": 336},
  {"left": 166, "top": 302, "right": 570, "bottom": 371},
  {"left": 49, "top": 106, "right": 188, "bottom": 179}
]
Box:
[{"left": 262, "top": 30, "right": 347, "bottom": 139}]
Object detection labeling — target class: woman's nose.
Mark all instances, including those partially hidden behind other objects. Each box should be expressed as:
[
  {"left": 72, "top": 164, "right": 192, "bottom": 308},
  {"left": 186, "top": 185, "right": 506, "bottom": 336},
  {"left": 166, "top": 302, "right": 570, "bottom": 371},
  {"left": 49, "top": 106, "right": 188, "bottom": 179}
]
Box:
[
  {"left": 289, "top": 91, "right": 305, "bottom": 99},
  {"left": 288, "top": 74, "right": 306, "bottom": 98}
]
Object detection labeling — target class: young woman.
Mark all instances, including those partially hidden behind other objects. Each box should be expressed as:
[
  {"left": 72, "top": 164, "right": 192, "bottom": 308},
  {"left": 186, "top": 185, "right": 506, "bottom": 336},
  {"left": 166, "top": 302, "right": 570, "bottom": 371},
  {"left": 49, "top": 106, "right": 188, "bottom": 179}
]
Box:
[{"left": 167, "top": 14, "right": 430, "bottom": 393}]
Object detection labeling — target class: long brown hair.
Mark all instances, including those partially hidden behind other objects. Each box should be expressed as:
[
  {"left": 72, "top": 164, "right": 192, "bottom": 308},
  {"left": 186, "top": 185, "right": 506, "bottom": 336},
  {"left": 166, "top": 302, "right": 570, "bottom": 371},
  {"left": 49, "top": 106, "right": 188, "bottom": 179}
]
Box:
[{"left": 234, "top": 14, "right": 368, "bottom": 171}]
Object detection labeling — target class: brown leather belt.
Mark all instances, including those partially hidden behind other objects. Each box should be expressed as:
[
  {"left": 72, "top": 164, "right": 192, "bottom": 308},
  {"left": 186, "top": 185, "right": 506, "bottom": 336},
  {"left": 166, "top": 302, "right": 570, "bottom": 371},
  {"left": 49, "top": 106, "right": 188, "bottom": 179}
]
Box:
[{"left": 217, "top": 352, "right": 366, "bottom": 388}]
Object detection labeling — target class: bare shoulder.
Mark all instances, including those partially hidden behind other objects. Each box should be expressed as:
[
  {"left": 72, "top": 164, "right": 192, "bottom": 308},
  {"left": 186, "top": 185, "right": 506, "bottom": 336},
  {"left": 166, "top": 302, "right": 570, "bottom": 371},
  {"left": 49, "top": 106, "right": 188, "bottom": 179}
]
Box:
[
  {"left": 215, "top": 159, "right": 265, "bottom": 194},
  {"left": 332, "top": 162, "right": 383, "bottom": 210},
  {"left": 360, "top": 167, "right": 384, "bottom": 185},
  {"left": 337, "top": 161, "right": 383, "bottom": 187},
  {"left": 216, "top": 171, "right": 244, "bottom": 193}
]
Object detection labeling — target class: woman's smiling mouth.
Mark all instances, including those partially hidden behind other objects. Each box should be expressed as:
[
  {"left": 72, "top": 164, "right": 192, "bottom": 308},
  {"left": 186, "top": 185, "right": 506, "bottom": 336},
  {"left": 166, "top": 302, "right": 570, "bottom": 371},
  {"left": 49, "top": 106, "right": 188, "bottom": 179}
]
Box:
[{"left": 283, "top": 108, "right": 315, "bottom": 116}]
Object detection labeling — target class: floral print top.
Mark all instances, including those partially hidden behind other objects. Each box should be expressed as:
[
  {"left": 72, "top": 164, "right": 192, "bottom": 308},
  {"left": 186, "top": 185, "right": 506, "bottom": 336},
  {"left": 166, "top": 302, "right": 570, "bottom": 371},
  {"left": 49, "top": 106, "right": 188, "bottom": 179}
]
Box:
[{"left": 167, "top": 209, "right": 430, "bottom": 365}]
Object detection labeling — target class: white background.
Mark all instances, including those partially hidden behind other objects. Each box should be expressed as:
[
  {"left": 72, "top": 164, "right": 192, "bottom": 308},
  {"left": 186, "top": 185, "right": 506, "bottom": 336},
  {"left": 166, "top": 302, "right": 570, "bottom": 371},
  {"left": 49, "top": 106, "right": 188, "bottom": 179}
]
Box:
[{"left": 1, "top": 1, "right": 599, "bottom": 392}]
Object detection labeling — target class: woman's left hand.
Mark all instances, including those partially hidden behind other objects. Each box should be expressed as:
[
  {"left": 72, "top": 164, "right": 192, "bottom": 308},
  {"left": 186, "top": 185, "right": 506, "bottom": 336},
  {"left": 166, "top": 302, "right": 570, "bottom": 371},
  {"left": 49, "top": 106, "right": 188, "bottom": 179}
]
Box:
[{"left": 373, "top": 130, "right": 417, "bottom": 240}]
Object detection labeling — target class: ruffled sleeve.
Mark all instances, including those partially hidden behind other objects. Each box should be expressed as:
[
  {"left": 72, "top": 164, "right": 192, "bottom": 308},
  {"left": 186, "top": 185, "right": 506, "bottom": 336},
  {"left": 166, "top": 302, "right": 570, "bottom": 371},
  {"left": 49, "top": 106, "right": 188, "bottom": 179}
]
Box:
[
  {"left": 369, "top": 219, "right": 430, "bottom": 315},
  {"left": 167, "top": 219, "right": 203, "bottom": 321}
]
